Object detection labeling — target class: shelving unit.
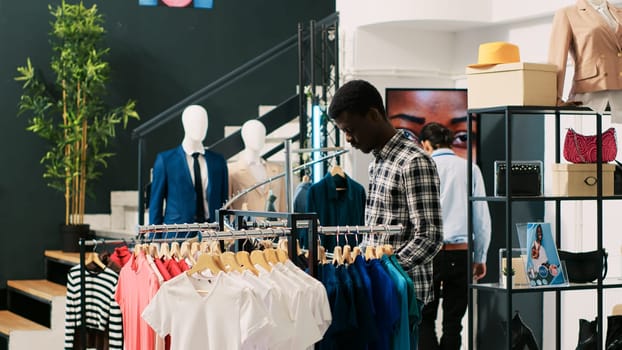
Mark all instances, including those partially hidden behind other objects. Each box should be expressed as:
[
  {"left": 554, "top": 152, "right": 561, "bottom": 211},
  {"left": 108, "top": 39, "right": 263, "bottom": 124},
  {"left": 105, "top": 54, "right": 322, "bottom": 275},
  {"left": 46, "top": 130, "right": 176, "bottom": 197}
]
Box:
[{"left": 466, "top": 105, "right": 616, "bottom": 350}]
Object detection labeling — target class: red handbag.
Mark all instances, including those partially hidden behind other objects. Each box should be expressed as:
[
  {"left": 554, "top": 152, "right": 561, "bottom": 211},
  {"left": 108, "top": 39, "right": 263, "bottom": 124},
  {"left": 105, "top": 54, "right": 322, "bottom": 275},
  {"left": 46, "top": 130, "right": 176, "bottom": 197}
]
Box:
[{"left": 563, "top": 128, "right": 618, "bottom": 163}]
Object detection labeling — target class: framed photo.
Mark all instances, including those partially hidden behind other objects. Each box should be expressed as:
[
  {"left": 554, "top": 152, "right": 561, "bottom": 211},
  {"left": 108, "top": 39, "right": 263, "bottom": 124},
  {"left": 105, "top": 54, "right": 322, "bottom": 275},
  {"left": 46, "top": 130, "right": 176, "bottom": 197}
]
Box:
[
  {"left": 517, "top": 222, "right": 568, "bottom": 287},
  {"left": 385, "top": 88, "right": 475, "bottom": 160}
]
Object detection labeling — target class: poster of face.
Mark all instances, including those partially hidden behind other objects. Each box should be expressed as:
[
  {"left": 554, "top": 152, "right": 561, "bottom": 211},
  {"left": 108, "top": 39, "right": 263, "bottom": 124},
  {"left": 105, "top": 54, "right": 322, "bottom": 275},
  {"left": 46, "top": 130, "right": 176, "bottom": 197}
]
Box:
[
  {"left": 524, "top": 222, "right": 567, "bottom": 287},
  {"left": 385, "top": 88, "right": 474, "bottom": 159}
]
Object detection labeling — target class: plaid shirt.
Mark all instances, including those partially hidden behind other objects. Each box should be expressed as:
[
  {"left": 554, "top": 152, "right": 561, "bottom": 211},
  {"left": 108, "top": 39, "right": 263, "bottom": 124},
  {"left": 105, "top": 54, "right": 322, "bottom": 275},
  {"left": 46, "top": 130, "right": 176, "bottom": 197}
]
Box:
[{"left": 364, "top": 130, "right": 443, "bottom": 304}]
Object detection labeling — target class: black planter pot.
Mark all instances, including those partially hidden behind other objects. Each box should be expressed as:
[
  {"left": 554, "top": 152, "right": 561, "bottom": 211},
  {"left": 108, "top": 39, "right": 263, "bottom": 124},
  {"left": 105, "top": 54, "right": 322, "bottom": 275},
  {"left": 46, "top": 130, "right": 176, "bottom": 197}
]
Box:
[{"left": 61, "top": 224, "right": 94, "bottom": 252}]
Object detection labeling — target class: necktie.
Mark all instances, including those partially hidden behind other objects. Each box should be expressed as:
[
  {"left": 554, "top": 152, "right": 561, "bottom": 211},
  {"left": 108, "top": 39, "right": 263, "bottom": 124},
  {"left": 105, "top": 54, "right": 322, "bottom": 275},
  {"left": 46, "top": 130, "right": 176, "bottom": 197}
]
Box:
[{"left": 192, "top": 152, "right": 206, "bottom": 222}]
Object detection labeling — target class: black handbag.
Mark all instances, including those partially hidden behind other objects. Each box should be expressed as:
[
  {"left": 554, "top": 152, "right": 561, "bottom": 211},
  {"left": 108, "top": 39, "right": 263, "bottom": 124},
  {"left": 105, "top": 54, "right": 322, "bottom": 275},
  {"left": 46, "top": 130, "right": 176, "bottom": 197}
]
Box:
[
  {"left": 496, "top": 162, "right": 542, "bottom": 196},
  {"left": 510, "top": 312, "right": 539, "bottom": 350},
  {"left": 558, "top": 249, "right": 608, "bottom": 283}
]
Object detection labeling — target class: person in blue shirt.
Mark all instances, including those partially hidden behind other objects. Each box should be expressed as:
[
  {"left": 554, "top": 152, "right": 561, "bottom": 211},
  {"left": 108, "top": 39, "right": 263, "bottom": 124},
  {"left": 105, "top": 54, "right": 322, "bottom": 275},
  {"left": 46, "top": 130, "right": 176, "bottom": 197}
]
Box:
[{"left": 418, "top": 122, "right": 491, "bottom": 350}]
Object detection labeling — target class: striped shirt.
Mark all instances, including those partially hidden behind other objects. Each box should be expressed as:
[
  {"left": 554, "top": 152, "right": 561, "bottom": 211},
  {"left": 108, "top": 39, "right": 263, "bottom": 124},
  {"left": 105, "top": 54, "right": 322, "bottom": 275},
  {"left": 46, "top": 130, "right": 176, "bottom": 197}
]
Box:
[
  {"left": 64, "top": 265, "right": 123, "bottom": 349},
  {"left": 363, "top": 130, "right": 443, "bottom": 304}
]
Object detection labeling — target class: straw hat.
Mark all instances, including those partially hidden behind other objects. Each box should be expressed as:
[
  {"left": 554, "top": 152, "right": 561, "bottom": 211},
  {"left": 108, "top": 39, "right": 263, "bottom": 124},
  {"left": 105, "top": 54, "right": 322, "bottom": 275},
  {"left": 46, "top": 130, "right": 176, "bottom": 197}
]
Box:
[{"left": 468, "top": 41, "right": 520, "bottom": 68}]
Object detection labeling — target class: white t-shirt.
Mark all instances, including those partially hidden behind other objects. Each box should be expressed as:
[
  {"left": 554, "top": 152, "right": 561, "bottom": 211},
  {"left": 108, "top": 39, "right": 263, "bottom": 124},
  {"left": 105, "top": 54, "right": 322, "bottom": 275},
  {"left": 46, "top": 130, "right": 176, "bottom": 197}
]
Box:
[
  {"left": 141, "top": 272, "right": 273, "bottom": 350},
  {"left": 256, "top": 265, "right": 323, "bottom": 349},
  {"left": 281, "top": 260, "right": 332, "bottom": 335}
]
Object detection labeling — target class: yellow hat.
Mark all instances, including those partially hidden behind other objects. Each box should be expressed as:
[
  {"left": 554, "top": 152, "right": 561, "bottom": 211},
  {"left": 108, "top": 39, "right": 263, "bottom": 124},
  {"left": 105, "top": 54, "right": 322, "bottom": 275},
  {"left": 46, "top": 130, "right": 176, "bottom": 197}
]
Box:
[{"left": 468, "top": 41, "right": 521, "bottom": 68}]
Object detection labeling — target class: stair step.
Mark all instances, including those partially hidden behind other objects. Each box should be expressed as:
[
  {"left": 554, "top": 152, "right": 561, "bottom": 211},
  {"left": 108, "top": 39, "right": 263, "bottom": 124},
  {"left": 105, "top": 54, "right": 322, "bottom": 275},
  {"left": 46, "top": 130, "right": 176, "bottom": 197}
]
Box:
[
  {"left": 0, "top": 310, "right": 47, "bottom": 337},
  {"left": 8, "top": 280, "right": 66, "bottom": 304},
  {"left": 44, "top": 250, "right": 80, "bottom": 266}
]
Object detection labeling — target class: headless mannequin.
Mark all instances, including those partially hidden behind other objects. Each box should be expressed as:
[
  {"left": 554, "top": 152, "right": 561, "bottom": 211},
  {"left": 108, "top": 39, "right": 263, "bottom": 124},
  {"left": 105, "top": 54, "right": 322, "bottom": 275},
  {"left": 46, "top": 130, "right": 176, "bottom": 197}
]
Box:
[
  {"left": 228, "top": 120, "right": 286, "bottom": 211},
  {"left": 149, "top": 104, "right": 229, "bottom": 229},
  {"left": 549, "top": 0, "right": 622, "bottom": 122},
  {"left": 240, "top": 120, "right": 268, "bottom": 185},
  {"left": 181, "top": 105, "right": 208, "bottom": 157}
]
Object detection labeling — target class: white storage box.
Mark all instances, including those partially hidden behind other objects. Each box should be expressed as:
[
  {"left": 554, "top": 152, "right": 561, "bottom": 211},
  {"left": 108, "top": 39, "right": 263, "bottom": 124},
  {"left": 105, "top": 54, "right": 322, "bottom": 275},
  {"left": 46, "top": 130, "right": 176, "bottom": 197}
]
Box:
[
  {"left": 552, "top": 163, "right": 615, "bottom": 196},
  {"left": 466, "top": 62, "right": 557, "bottom": 109}
]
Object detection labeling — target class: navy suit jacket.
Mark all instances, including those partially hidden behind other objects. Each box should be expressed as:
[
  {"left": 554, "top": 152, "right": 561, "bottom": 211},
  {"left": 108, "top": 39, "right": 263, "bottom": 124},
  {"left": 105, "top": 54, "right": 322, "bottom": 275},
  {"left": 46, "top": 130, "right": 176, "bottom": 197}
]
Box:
[{"left": 149, "top": 145, "right": 228, "bottom": 225}]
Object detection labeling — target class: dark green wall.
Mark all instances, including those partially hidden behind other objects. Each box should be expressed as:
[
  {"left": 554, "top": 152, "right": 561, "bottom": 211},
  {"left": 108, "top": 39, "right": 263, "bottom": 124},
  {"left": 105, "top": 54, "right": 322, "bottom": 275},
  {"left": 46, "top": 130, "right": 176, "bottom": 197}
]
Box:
[{"left": 0, "top": 0, "right": 334, "bottom": 286}]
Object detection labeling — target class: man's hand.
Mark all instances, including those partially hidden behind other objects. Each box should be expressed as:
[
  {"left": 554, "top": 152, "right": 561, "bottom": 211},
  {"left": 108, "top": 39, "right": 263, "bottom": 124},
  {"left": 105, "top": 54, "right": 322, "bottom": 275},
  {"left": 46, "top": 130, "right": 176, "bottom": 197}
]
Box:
[{"left": 472, "top": 263, "right": 487, "bottom": 281}]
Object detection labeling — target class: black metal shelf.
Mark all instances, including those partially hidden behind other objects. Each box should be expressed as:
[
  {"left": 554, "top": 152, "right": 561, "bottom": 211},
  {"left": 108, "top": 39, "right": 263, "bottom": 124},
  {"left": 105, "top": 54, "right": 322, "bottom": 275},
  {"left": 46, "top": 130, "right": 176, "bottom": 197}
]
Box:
[
  {"left": 466, "top": 105, "right": 610, "bottom": 350},
  {"left": 473, "top": 280, "right": 622, "bottom": 293},
  {"left": 470, "top": 195, "right": 622, "bottom": 202}
]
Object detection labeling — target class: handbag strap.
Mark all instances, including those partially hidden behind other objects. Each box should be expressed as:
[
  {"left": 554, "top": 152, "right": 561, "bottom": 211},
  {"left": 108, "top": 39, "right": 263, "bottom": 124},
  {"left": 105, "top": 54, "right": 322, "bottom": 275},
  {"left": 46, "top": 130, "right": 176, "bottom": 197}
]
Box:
[
  {"left": 603, "top": 250, "right": 608, "bottom": 280},
  {"left": 571, "top": 128, "right": 588, "bottom": 163}
]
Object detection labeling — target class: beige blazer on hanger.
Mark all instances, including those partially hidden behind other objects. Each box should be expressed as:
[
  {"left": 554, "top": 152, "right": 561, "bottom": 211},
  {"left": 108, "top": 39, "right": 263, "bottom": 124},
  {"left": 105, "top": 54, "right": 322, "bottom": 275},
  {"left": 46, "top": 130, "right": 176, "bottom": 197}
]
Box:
[
  {"left": 548, "top": 0, "right": 622, "bottom": 101},
  {"left": 227, "top": 160, "right": 286, "bottom": 212}
]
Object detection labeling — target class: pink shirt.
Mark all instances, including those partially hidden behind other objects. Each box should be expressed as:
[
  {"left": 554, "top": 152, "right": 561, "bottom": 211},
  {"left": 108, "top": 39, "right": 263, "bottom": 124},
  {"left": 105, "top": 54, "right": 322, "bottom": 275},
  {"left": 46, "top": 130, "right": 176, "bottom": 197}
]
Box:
[{"left": 115, "top": 252, "right": 162, "bottom": 350}]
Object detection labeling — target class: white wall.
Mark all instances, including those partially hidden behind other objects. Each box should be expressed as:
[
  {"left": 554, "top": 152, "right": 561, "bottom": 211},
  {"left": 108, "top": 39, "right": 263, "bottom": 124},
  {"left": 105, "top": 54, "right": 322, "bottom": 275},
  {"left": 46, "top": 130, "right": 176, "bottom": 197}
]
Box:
[{"left": 336, "top": 1, "right": 622, "bottom": 348}]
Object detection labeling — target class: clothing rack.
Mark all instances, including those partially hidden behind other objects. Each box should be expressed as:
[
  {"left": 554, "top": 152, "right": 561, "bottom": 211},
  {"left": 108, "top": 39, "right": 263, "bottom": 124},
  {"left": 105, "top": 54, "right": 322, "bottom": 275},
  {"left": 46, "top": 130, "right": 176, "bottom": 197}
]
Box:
[
  {"left": 75, "top": 217, "right": 309, "bottom": 350},
  {"left": 136, "top": 222, "right": 220, "bottom": 237}
]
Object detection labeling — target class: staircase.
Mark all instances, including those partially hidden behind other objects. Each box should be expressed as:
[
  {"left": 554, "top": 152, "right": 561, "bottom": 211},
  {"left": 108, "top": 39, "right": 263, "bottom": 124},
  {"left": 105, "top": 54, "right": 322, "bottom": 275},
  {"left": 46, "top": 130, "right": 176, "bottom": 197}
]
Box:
[{"left": 0, "top": 251, "right": 78, "bottom": 350}]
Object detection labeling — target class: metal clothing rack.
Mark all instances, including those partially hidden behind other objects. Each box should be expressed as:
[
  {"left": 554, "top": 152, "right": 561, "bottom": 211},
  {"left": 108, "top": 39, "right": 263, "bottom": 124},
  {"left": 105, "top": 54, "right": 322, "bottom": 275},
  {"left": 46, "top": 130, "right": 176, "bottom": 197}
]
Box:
[{"left": 75, "top": 218, "right": 309, "bottom": 350}]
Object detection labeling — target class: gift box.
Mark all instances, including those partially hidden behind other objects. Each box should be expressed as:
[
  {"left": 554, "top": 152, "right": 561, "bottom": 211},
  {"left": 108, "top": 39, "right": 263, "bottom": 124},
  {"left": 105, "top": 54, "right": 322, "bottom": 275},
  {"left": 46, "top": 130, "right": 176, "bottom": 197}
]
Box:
[
  {"left": 552, "top": 163, "right": 615, "bottom": 196},
  {"left": 466, "top": 62, "right": 557, "bottom": 109}
]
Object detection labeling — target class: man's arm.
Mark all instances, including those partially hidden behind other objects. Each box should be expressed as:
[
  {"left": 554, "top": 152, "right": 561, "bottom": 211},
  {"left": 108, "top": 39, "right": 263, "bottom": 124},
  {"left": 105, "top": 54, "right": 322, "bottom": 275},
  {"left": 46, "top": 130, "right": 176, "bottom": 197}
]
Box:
[{"left": 396, "top": 156, "right": 443, "bottom": 269}]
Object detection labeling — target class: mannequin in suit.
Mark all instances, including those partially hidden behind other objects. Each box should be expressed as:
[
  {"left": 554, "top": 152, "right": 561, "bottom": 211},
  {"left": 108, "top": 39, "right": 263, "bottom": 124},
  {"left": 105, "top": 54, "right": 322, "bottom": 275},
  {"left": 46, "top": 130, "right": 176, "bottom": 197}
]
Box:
[
  {"left": 548, "top": 0, "right": 622, "bottom": 122},
  {"left": 149, "top": 105, "right": 228, "bottom": 233},
  {"left": 228, "top": 120, "right": 286, "bottom": 211}
]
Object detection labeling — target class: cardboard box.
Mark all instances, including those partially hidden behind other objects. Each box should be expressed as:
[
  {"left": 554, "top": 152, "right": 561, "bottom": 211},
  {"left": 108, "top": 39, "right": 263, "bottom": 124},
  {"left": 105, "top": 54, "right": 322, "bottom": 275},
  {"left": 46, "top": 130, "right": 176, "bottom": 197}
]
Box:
[
  {"left": 466, "top": 62, "right": 557, "bottom": 109},
  {"left": 552, "top": 163, "right": 615, "bottom": 196}
]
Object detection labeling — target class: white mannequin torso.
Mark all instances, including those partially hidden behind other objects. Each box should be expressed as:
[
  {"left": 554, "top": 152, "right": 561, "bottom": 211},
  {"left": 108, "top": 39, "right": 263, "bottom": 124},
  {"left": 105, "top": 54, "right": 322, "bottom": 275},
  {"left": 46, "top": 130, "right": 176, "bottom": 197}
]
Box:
[{"left": 240, "top": 120, "right": 268, "bottom": 183}]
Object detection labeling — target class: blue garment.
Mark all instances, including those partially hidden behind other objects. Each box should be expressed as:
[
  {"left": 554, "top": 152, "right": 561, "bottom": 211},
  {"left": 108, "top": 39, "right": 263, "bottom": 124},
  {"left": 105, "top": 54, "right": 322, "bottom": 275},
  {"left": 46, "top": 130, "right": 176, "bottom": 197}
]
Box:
[
  {"left": 382, "top": 255, "right": 410, "bottom": 350},
  {"left": 389, "top": 254, "right": 421, "bottom": 348},
  {"left": 366, "top": 258, "right": 400, "bottom": 350},
  {"left": 319, "top": 263, "right": 357, "bottom": 350},
  {"left": 149, "top": 146, "right": 228, "bottom": 234},
  {"left": 431, "top": 148, "right": 491, "bottom": 263},
  {"left": 293, "top": 181, "right": 311, "bottom": 213},
  {"left": 353, "top": 255, "right": 376, "bottom": 317},
  {"left": 345, "top": 261, "right": 379, "bottom": 348},
  {"left": 307, "top": 173, "right": 365, "bottom": 252},
  {"left": 293, "top": 181, "right": 312, "bottom": 248}
]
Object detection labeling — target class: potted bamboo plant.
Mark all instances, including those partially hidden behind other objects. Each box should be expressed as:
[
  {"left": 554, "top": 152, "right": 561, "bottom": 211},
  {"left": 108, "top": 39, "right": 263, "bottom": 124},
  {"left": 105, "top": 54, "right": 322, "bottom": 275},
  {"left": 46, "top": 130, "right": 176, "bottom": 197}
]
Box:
[{"left": 15, "top": 1, "right": 139, "bottom": 251}]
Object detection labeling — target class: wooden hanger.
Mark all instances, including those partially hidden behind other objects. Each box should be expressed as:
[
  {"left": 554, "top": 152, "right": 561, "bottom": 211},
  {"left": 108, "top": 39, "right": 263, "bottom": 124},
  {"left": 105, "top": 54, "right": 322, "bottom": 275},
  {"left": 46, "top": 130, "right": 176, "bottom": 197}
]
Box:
[
  {"left": 251, "top": 249, "right": 272, "bottom": 271},
  {"left": 383, "top": 244, "right": 394, "bottom": 256},
  {"left": 375, "top": 245, "right": 385, "bottom": 259},
  {"left": 302, "top": 174, "right": 311, "bottom": 183},
  {"left": 264, "top": 247, "right": 280, "bottom": 264},
  {"left": 148, "top": 243, "right": 160, "bottom": 258},
  {"left": 220, "top": 251, "right": 244, "bottom": 273},
  {"left": 352, "top": 246, "right": 361, "bottom": 260},
  {"left": 613, "top": 304, "right": 622, "bottom": 316},
  {"left": 318, "top": 246, "right": 327, "bottom": 264},
  {"left": 236, "top": 251, "right": 259, "bottom": 275},
  {"left": 330, "top": 165, "right": 347, "bottom": 191},
  {"left": 170, "top": 242, "right": 181, "bottom": 259},
  {"left": 330, "top": 164, "right": 345, "bottom": 178},
  {"left": 180, "top": 241, "right": 196, "bottom": 264},
  {"left": 186, "top": 252, "right": 224, "bottom": 276},
  {"left": 199, "top": 241, "right": 210, "bottom": 254},
  {"left": 85, "top": 252, "right": 106, "bottom": 269},
  {"left": 158, "top": 242, "right": 170, "bottom": 259},
  {"left": 332, "top": 246, "right": 344, "bottom": 265},
  {"left": 343, "top": 245, "right": 352, "bottom": 264},
  {"left": 365, "top": 245, "right": 376, "bottom": 261}
]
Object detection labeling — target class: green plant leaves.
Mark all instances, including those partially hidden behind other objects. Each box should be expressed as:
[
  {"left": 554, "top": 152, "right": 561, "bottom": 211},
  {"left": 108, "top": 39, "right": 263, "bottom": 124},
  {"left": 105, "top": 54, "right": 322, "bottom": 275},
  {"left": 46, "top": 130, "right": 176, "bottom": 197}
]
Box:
[{"left": 15, "top": 1, "right": 140, "bottom": 225}]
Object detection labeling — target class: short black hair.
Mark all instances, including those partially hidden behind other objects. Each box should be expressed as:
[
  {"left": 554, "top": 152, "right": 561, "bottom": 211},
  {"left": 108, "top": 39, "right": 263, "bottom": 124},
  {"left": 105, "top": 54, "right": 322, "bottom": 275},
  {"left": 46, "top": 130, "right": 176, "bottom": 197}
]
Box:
[
  {"left": 420, "top": 122, "right": 454, "bottom": 149},
  {"left": 328, "top": 79, "right": 386, "bottom": 120}
]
